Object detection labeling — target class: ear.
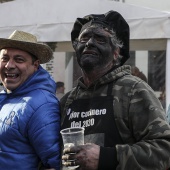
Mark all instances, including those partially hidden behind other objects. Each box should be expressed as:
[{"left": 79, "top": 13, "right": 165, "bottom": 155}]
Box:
[
  {"left": 73, "top": 40, "right": 78, "bottom": 50},
  {"left": 33, "top": 60, "right": 40, "bottom": 71},
  {"left": 113, "top": 48, "right": 120, "bottom": 60}
]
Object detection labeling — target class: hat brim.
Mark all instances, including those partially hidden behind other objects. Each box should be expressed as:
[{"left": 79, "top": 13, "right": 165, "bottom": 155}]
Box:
[{"left": 0, "top": 38, "right": 53, "bottom": 64}]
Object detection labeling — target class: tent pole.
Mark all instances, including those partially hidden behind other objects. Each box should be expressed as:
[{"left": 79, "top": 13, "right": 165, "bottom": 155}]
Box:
[{"left": 166, "top": 39, "right": 170, "bottom": 112}]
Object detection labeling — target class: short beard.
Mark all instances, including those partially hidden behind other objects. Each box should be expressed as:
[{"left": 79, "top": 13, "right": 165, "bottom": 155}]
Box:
[
  {"left": 78, "top": 55, "right": 110, "bottom": 73},
  {"left": 79, "top": 59, "right": 96, "bottom": 72}
]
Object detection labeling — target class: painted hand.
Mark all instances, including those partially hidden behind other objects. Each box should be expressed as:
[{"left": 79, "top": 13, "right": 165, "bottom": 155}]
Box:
[{"left": 62, "top": 143, "right": 100, "bottom": 170}]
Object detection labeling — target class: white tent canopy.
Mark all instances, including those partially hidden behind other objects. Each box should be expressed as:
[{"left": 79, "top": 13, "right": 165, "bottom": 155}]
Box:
[
  {"left": 0, "top": 0, "right": 170, "bottom": 52},
  {"left": 0, "top": 0, "right": 170, "bottom": 110},
  {"left": 0, "top": 0, "right": 170, "bottom": 41}
]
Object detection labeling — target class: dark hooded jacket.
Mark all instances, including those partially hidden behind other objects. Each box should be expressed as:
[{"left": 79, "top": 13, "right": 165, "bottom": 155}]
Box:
[{"left": 61, "top": 65, "right": 170, "bottom": 170}]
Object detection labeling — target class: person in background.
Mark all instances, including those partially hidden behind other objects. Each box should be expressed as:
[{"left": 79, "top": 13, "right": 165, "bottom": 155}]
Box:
[
  {"left": 0, "top": 30, "right": 60, "bottom": 170},
  {"left": 56, "top": 81, "right": 65, "bottom": 100},
  {"left": 167, "top": 104, "right": 170, "bottom": 124},
  {"left": 60, "top": 10, "right": 170, "bottom": 170},
  {"left": 158, "top": 86, "right": 166, "bottom": 110},
  {"left": 0, "top": 81, "right": 3, "bottom": 92},
  {"left": 131, "top": 66, "right": 147, "bottom": 83}
]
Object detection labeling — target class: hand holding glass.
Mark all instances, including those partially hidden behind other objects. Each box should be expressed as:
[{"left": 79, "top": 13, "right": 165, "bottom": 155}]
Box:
[{"left": 60, "top": 127, "right": 84, "bottom": 169}]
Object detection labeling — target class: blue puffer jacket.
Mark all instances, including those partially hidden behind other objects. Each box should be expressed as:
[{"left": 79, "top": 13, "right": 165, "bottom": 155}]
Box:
[{"left": 0, "top": 66, "right": 61, "bottom": 170}]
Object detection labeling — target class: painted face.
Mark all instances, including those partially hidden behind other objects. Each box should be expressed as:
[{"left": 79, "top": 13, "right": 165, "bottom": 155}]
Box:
[
  {"left": 75, "top": 26, "right": 116, "bottom": 71},
  {"left": 0, "top": 48, "right": 39, "bottom": 91}
]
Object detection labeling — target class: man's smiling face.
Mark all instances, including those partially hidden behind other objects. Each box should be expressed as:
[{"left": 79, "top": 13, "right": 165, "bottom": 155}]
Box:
[{"left": 0, "top": 48, "right": 39, "bottom": 91}]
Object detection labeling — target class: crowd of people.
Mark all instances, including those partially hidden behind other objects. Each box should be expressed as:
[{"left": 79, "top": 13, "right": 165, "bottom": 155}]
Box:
[{"left": 0, "top": 10, "right": 170, "bottom": 170}]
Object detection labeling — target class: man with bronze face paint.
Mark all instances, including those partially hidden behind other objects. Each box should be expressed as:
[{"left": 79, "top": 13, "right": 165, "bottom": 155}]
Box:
[{"left": 60, "top": 11, "right": 170, "bottom": 170}]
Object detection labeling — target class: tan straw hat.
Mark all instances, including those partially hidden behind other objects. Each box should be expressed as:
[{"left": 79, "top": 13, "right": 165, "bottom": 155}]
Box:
[{"left": 0, "top": 30, "right": 53, "bottom": 64}]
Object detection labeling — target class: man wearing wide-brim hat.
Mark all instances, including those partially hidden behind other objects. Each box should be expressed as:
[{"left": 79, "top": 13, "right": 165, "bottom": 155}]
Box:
[
  {"left": 0, "top": 30, "right": 61, "bottom": 169},
  {"left": 60, "top": 10, "right": 170, "bottom": 170}
]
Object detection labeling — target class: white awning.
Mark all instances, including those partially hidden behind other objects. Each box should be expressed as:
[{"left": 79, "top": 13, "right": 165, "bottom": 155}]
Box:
[{"left": 0, "top": 0, "right": 170, "bottom": 42}]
